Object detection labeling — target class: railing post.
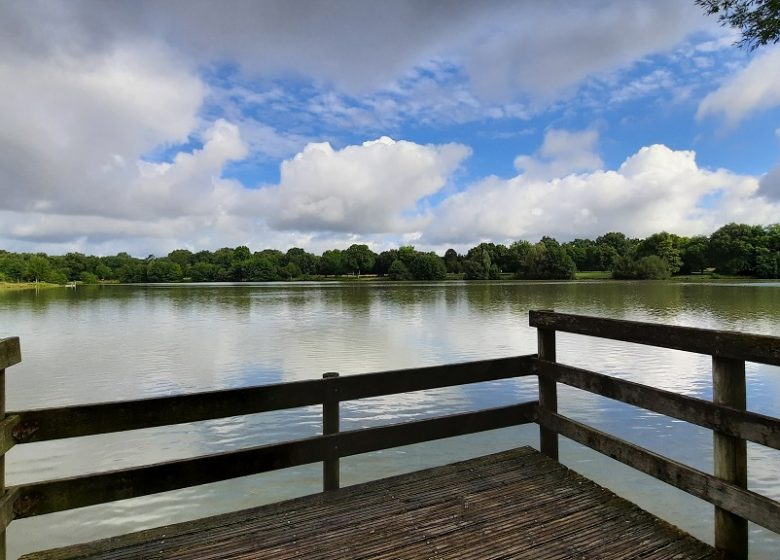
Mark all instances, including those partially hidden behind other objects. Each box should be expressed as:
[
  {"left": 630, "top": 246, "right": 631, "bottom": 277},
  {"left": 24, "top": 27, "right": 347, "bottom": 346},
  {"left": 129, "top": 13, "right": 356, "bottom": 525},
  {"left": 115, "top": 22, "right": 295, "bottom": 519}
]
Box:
[
  {"left": 322, "top": 371, "right": 340, "bottom": 491},
  {"left": 0, "top": 365, "right": 5, "bottom": 560},
  {"left": 712, "top": 356, "right": 748, "bottom": 559},
  {"left": 0, "top": 337, "right": 21, "bottom": 560},
  {"left": 537, "top": 321, "right": 558, "bottom": 461}
]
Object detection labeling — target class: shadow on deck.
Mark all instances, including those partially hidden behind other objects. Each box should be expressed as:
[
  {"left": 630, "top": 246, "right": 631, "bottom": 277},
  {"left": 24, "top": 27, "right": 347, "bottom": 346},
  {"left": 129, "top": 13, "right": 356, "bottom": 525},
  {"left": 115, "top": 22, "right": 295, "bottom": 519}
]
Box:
[{"left": 21, "top": 448, "right": 720, "bottom": 560}]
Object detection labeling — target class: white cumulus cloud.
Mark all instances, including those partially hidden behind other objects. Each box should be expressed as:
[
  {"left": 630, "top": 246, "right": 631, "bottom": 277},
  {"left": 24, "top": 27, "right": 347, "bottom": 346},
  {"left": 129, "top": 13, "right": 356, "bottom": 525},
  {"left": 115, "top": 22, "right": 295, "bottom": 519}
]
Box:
[
  {"left": 697, "top": 46, "right": 780, "bottom": 125},
  {"left": 0, "top": 40, "right": 206, "bottom": 215},
  {"left": 514, "top": 129, "right": 602, "bottom": 180},
  {"left": 424, "top": 143, "right": 777, "bottom": 245},
  {"left": 251, "top": 137, "right": 471, "bottom": 234}
]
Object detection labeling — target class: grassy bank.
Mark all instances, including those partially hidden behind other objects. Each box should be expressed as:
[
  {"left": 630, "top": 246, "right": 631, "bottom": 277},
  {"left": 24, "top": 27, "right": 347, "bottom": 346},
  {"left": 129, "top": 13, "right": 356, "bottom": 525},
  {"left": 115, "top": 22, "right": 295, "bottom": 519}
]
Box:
[{"left": 0, "top": 281, "right": 64, "bottom": 291}]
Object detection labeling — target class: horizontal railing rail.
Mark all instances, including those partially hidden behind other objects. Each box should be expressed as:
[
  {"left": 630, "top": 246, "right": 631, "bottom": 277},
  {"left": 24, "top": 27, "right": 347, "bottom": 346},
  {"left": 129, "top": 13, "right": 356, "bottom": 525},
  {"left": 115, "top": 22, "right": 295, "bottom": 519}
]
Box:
[
  {"left": 8, "top": 402, "right": 538, "bottom": 519},
  {"left": 0, "top": 339, "right": 20, "bottom": 372},
  {"left": 4, "top": 312, "right": 780, "bottom": 560},
  {"left": 537, "top": 409, "right": 780, "bottom": 534},
  {"left": 530, "top": 310, "right": 780, "bottom": 560},
  {"left": 534, "top": 360, "right": 780, "bottom": 450},
  {"left": 8, "top": 355, "right": 536, "bottom": 443},
  {"left": 530, "top": 310, "right": 780, "bottom": 366},
  {"left": 0, "top": 342, "right": 539, "bottom": 559}
]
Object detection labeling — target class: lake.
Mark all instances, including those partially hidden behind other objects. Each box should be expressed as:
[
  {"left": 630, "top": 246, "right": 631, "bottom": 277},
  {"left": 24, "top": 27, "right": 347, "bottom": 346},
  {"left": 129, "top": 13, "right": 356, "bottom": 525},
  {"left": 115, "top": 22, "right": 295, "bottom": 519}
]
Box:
[{"left": 2, "top": 281, "right": 779, "bottom": 559}]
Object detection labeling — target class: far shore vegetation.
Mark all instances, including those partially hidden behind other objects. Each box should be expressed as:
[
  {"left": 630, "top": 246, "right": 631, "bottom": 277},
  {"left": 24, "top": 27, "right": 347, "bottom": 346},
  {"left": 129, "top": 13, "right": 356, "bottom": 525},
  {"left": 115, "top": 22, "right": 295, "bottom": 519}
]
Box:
[{"left": 1, "top": 223, "right": 778, "bottom": 288}]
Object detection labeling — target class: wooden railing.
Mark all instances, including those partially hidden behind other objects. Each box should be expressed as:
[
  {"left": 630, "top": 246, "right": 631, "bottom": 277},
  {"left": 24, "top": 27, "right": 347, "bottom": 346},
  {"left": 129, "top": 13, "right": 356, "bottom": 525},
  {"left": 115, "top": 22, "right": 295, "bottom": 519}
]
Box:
[
  {"left": 530, "top": 310, "right": 780, "bottom": 560},
  {"left": 0, "top": 340, "right": 538, "bottom": 559},
  {"left": 2, "top": 311, "right": 779, "bottom": 560}
]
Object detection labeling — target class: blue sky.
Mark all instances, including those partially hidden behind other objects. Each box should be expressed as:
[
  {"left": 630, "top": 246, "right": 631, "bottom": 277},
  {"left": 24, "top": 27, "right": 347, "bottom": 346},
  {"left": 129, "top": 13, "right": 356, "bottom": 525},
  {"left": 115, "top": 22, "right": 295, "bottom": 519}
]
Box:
[{"left": 1, "top": 1, "right": 779, "bottom": 256}]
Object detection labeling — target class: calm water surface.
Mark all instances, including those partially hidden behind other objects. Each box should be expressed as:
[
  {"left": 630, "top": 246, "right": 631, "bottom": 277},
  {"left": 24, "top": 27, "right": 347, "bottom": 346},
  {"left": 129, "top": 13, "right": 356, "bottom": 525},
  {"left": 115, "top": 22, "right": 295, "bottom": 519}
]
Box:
[{"left": 1, "top": 281, "right": 779, "bottom": 559}]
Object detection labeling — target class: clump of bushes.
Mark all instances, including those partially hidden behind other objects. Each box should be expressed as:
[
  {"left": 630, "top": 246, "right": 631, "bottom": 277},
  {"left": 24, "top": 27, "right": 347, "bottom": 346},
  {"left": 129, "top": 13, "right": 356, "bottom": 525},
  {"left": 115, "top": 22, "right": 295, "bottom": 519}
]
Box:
[{"left": 612, "top": 255, "right": 670, "bottom": 280}]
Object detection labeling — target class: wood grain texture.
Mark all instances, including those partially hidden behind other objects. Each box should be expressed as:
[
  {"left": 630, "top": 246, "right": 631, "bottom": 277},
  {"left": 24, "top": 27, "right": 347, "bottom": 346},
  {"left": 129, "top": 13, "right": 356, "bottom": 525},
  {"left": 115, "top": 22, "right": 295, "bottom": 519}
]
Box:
[
  {"left": 538, "top": 409, "right": 780, "bottom": 534},
  {"left": 529, "top": 310, "right": 780, "bottom": 366},
  {"left": 0, "top": 339, "right": 20, "bottom": 370},
  {"left": 537, "top": 328, "right": 558, "bottom": 460},
  {"left": 8, "top": 355, "right": 536, "bottom": 443},
  {"left": 20, "top": 447, "right": 720, "bottom": 560},
  {"left": 712, "top": 357, "right": 748, "bottom": 559},
  {"left": 535, "top": 359, "right": 780, "bottom": 450},
  {"left": 10, "top": 402, "right": 538, "bottom": 518}
]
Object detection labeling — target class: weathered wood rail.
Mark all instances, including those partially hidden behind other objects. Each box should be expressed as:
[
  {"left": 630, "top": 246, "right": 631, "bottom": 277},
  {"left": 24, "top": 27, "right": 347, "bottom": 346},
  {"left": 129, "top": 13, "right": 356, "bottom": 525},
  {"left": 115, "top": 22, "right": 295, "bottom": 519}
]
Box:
[
  {"left": 0, "top": 311, "right": 778, "bottom": 559},
  {"left": 529, "top": 310, "right": 780, "bottom": 560}
]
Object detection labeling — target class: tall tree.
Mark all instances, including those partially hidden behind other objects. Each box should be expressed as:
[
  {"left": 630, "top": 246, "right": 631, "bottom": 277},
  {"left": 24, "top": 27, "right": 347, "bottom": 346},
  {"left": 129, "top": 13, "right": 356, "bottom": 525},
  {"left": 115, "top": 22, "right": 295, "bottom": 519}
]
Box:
[{"left": 344, "top": 244, "right": 376, "bottom": 275}]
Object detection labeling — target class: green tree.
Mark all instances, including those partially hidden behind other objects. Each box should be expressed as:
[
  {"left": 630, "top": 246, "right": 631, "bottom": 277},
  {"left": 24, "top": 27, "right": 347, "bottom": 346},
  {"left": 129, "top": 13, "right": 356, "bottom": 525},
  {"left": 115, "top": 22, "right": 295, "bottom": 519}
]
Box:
[
  {"left": 681, "top": 236, "right": 710, "bottom": 274},
  {"left": 506, "top": 240, "right": 532, "bottom": 273},
  {"left": 388, "top": 259, "right": 413, "bottom": 280},
  {"left": 697, "top": 0, "right": 780, "bottom": 50},
  {"left": 320, "top": 250, "right": 345, "bottom": 276},
  {"left": 463, "top": 248, "right": 500, "bottom": 280},
  {"left": 25, "top": 255, "right": 52, "bottom": 282},
  {"left": 397, "top": 246, "right": 417, "bottom": 266},
  {"left": 344, "top": 244, "right": 376, "bottom": 275},
  {"left": 409, "top": 253, "right": 447, "bottom": 280},
  {"left": 466, "top": 243, "right": 510, "bottom": 272},
  {"left": 443, "top": 248, "right": 461, "bottom": 273},
  {"left": 278, "top": 262, "right": 302, "bottom": 280},
  {"left": 95, "top": 264, "right": 112, "bottom": 280},
  {"left": 636, "top": 232, "right": 684, "bottom": 274},
  {"left": 285, "top": 248, "right": 318, "bottom": 276},
  {"left": 168, "top": 249, "right": 194, "bottom": 276},
  {"left": 190, "top": 261, "right": 220, "bottom": 282},
  {"left": 517, "top": 242, "right": 576, "bottom": 280},
  {"left": 755, "top": 252, "right": 780, "bottom": 278},
  {"left": 596, "top": 232, "right": 633, "bottom": 269},
  {"left": 80, "top": 271, "right": 99, "bottom": 284},
  {"left": 612, "top": 255, "right": 671, "bottom": 280},
  {"left": 375, "top": 250, "right": 399, "bottom": 276},
  {"left": 63, "top": 252, "right": 88, "bottom": 279},
  {"left": 247, "top": 257, "right": 279, "bottom": 281},
  {"left": 118, "top": 262, "right": 147, "bottom": 283},
  {"left": 0, "top": 254, "right": 26, "bottom": 281},
  {"left": 146, "top": 259, "right": 183, "bottom": 282},
  {"left": 709, "top": 223, "right": 763, "bottom": 274}
]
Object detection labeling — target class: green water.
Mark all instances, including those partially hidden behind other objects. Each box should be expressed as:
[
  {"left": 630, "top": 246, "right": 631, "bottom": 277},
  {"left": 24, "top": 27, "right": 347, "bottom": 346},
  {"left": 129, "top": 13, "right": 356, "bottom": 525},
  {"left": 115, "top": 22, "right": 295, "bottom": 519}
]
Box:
[{"left": 1, "top": 281, "right": 778, "bottom": 558}]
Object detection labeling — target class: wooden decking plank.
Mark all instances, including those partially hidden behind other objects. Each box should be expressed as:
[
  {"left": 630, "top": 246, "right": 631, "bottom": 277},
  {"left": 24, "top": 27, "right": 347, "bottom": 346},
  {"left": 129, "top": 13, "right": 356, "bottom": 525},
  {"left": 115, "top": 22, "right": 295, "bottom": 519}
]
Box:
[
  {"left": 40, "top": 450, "right": 540, "bottom": 560},
  {"left": 22, "top": 447, "right": 720, "bottom": 560},
  {"left": 129, "top": 453, "right": 562, "bottom": 560},
  {"left": 342, "top": 484, "right": 611, "bottom": 560},
  {"left": 188, "top": 471, "right": 588, "bottom": 560},
  {"left": 108, "top": 452, "right": 555, "bottom": 560}
]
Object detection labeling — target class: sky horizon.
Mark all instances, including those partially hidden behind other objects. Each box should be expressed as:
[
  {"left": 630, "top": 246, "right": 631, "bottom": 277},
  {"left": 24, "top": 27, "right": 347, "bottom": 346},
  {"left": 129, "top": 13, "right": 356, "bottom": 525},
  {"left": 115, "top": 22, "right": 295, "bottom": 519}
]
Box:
[{"left": 2, "top": 1, "right": 780, "bottom": 258}]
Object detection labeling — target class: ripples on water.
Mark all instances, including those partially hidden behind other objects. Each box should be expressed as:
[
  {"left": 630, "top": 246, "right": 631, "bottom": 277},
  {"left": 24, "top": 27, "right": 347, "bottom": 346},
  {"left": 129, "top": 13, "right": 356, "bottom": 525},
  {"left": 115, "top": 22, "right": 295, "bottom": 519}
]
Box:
[{"left": 1, "top": 281, "right": 779, "bottom": 558}]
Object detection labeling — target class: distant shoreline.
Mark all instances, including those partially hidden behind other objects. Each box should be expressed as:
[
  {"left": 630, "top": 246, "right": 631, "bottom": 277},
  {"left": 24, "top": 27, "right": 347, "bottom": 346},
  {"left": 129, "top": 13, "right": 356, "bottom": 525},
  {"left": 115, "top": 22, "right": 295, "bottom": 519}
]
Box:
[
  {"left": 3, "top": 273, "right": 770, "bottom": 291},
  {"left": 0, "top": 282, "right": 64, "bottom": 291}
]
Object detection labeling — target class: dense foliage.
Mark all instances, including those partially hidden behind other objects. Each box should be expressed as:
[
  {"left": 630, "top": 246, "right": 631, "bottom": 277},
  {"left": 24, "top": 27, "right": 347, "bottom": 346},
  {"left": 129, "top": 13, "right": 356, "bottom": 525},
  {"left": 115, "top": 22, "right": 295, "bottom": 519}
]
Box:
[
  {"left": 697, "top": 0, "right": 780, "bottom": 50},
  {"left": 1, "top": 224, "right": 778, "bottom": 284}
]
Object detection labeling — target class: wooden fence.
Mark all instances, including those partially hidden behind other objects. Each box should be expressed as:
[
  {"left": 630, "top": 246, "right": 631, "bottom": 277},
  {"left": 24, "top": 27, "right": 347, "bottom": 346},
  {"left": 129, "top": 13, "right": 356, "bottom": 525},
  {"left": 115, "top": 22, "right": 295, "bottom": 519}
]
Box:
[
  {"left": 1, "top": 310, "right": 779, "bottom": 559},
  {"left": 0, "top": 339, "right": 538, "bottom": 559},
  {"left": 530, "top": 310, "right": 780, "bottom": 560}
]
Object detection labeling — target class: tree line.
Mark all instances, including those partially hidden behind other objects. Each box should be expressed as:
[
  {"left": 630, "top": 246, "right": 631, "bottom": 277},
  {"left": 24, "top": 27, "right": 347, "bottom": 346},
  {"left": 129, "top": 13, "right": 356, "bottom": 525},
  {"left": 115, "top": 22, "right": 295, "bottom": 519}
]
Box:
[{"left": 1, "top": 223, "right": 778, "bottom": 284}]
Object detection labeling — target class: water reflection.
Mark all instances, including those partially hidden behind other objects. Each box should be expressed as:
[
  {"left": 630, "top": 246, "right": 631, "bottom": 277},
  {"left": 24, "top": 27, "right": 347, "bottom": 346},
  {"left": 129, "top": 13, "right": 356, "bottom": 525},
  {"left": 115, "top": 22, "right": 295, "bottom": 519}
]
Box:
[{"left": 1, "top": 281, "right": 779, "bottom": 559}]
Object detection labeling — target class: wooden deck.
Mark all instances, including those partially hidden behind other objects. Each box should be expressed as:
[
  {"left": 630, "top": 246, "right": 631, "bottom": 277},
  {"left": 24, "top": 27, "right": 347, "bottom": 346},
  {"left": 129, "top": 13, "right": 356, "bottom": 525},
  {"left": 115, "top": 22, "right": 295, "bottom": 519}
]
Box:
[{"left": 22, "top": 447, "right": 721, "bottom": 560}]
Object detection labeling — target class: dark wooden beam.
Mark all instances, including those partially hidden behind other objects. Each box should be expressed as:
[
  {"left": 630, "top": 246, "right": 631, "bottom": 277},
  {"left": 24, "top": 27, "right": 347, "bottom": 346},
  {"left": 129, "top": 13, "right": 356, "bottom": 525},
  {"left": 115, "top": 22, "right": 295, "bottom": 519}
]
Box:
[
  {"left": 0, "top": 339, "right": 20, "bottom": 371},
  {"left": 333, "top": 355, "right": 537, "bottom": 401},
  {"left": 10, "top": 402, "right": 538, "bottom": 518},
  {"left": 535, "top": 360, "right": 780, "bottom": 450},
  {"left": 712, "top": 357, "right": 748, "bottom": 559},
  {"left": 529, "top": 311, "right": 780, "bottom": 366},
  {"left": 537, "top": 409, "right": 780, "bottom": 535},
  {"left": 9, "top": 355, "right": 536, "bottom": 443}
]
